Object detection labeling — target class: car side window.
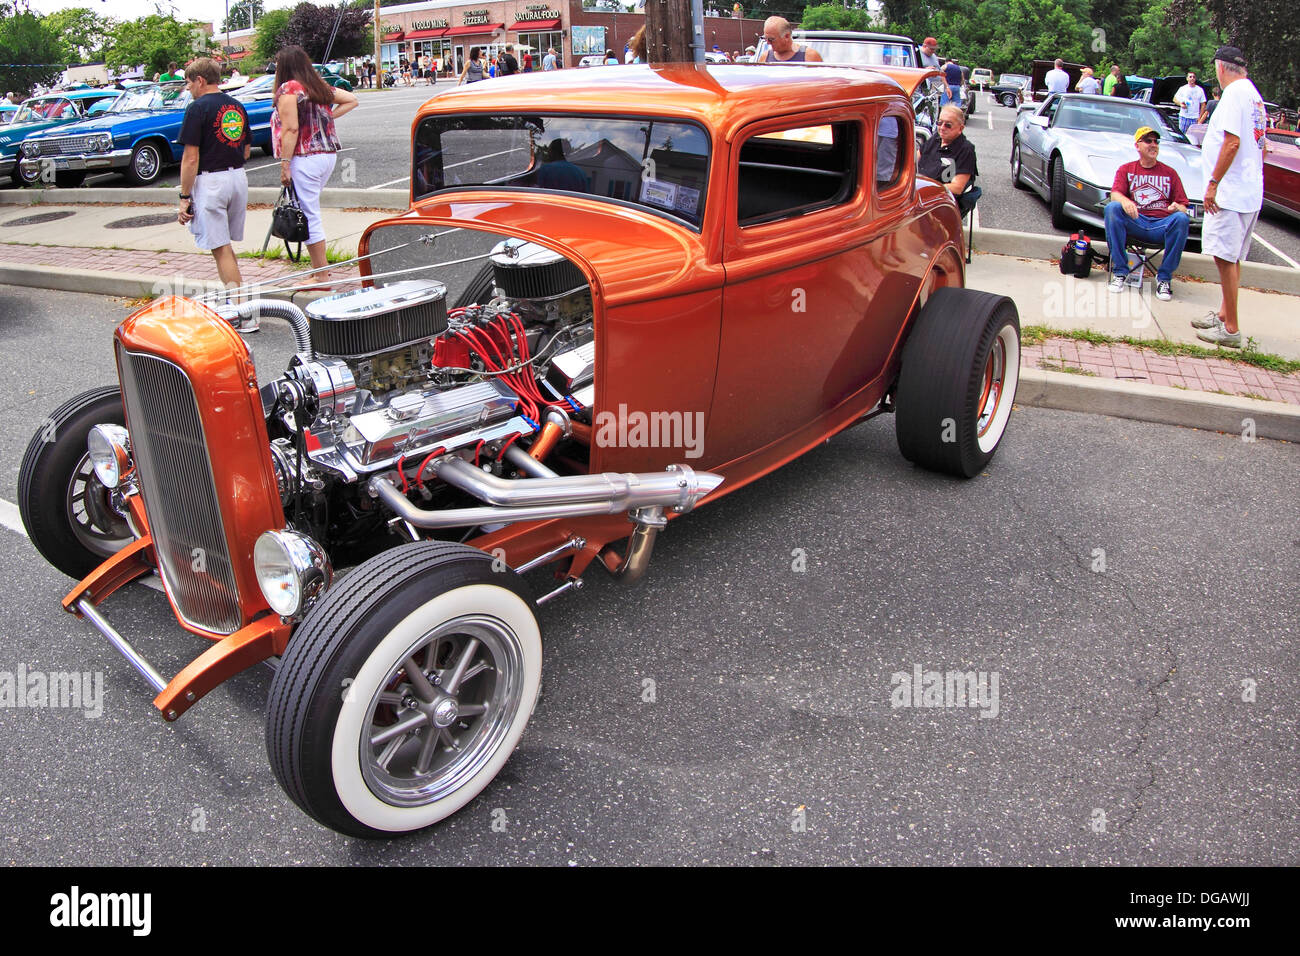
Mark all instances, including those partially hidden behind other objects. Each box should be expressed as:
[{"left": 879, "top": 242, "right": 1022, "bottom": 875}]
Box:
[
  {"left": 1042, "top": 95, "right": 1061, "bottom": 124},
  {"left": 736, "top": 121, "right": 860, "bottom": 226},
  {"left": 874, "top": 114, "right": 905, "bottom": 190}
]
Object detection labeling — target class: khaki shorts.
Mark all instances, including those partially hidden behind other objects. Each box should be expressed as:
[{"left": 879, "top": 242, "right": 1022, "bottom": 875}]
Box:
[
  {"left": 189, "top": 168, "right": 248, "bottom": 251},
  {"left": 1201, "top": 207, "right": 1259, "bottom": 263}
]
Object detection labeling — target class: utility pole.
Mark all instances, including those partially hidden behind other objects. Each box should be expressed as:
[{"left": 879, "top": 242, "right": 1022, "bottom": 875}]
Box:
[
  {"left": 644, "top": 0, "right": 699, "bottom": 63},
  {"left": 374, "top": 0, "right": 382, "bottom": 88}
]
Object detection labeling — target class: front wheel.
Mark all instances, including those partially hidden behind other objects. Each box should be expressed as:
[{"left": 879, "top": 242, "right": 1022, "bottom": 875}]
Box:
[
  {"left": 266, "top": 542, "right": 541, "bottom": 838},
  {"left": 1010, "top": 139, "right": 1027, "bottom": 190},
  {"left": 1049, "top": 155, "right": 1070, "bottom": 231},
  {"left": 1000, "top": 93, "right": 1016, "bottom": 108},
  {"left": 18, "top": 385, "right": 133, "bottom": 579},
  {"left": 895, "top": 288, "right": 1020, "bottom": 478},
  {"left": 124, "top": 140, "right": 163, "bottom": 186}
]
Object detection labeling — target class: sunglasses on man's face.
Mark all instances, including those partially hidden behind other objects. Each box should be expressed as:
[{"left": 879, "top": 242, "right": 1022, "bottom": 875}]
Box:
[
  {"left": 1140, "top": 136, "right": 1159, "bottom": 144},
  {"left": 937, "top": 121, "right": 960, "bottom": 128}
]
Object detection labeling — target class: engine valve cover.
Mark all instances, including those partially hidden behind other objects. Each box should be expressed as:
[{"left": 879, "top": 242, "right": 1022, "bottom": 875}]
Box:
[{"left": 305, "top": 280, "right": 448, "bottom": 358}]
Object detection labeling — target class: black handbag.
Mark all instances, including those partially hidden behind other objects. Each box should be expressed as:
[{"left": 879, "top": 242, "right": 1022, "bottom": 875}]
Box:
[{"left": 270, "top": 182, "right": 309, "bottom": 261}]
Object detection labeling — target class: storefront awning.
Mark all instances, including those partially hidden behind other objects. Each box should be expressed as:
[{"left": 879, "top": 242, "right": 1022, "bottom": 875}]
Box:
[
  {"left": 406, "top": 28, "right": 447, "bottom": 39},
  {"left": 444, "top": 24, "right": 506, "bottom": 37},
  {"left": 381, "top": 31, "right": 404, "bottom": 42},
  {"left": 508, "top": 19, "right": 561, "bottom": 31},
  {"left": 226, "top": 50, "right": 251, "bottom": 60}
]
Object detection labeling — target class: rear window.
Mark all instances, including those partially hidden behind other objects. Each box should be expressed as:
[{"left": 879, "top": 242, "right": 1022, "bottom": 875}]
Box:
[{"left": 412, "top": 113, "right": 710, "bottom": 228}]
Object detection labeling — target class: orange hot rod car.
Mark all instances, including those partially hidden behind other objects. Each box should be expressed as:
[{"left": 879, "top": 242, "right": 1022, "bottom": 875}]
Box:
[{"left": 19, "top": 65, "right": 1020, "bottom": 838}]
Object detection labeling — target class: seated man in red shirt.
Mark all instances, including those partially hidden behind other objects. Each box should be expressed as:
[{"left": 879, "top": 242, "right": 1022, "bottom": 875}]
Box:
[{"left": 1105, "top": 125, "right": 1191, "bottom": 301}]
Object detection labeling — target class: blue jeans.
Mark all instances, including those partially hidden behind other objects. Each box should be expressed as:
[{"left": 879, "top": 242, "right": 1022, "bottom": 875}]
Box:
[
  {"left": 1104, "top": 201, "right": 1190, "bottom": 284},
  {"left": 1179, "top": 116, "right": 1195, "bottom": 133}
]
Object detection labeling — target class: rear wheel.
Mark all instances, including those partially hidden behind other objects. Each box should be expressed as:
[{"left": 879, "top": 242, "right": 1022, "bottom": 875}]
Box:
[
  {"left": 18, "top": 386, "right": 133, "bottom": 579},
  {"left": 1000, "top": 93, "right": 1017, "bottom": 108},
  {"left": 266, "top": 541, "right": 541, "bottom": 838},
  {"left": 1049, "top": 155, "right": 1070, "bottom": 231},
  {"left": 896, "top": 288, "right": 1020, "bottom": 478}
]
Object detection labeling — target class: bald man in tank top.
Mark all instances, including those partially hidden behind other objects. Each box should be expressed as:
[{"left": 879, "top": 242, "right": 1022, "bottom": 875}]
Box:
[{"left": 757, "top": 17, "right": 823, "bottom": 63}]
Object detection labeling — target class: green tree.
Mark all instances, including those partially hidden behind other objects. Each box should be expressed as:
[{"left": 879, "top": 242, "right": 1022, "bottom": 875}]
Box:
[
  {"left": 105, "top": 15, "right": 215, "bottom": 75},
  {"left": 800, "top": 4, "right": 874, "bottom": 31},
  {"left": 254, "top": 8, "right": 294, "bottom": 63},
  {"left": 1129, "top": 0, "right": 1222, "bottom": 81},
  {"left": 1170, "top": 0, "right": 1298, "bottom": 105},
  {"left": 281, "top": 3, "right": 374, "bottom": 62},
  {"left": 0, "top": 3, "right": 63, "bottom": 95},
  {"left": 222, "top": 0, "right": 266, "bottom": 34},
  {"left": 43, "top": 7, "right": 115, "bottom": 64}
]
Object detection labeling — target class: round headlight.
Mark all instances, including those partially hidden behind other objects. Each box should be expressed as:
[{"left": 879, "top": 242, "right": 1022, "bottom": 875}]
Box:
[
  {"left": 21, "top": 141, "right": 38, "bottom": 157},
  {"left": 87, "top": 424, "right": 130, "bottom": 488},
  {"left": 254, "top": 530, "right": 332, "bottom": 617}
]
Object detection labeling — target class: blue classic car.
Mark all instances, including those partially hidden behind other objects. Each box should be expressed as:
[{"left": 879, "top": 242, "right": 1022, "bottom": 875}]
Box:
[
  {"left": 17, "top": 82, "right": 274, "bottom": 187},
  {"left": 1, "top": 88, "right": 123, "bottom": 186}
]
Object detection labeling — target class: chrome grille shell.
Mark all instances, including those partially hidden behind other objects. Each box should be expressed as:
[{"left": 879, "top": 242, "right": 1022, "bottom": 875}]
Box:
[{"left": 116, "top": 348, "right": 242, "bottom": 634}]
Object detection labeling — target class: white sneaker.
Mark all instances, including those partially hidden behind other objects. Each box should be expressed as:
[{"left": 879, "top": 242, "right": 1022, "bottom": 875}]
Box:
[
  {"left": 1195, "top": 320, "right": 1242, "bottom": 349},
  {"left": 1190, "top": 310, "right": 1220, "bottom": 330},
  {"left": 1108, "top": 274, "right": 1126, "bottom": 293},
  {"left": 1156, "top": 281, "right": 1172, "bottom": 301}
]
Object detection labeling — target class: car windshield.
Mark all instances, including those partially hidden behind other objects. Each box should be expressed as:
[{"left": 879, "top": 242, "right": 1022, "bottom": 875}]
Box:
[
  {"left": 412, "top": 113, "right": 711, "bottom": 228},
  {"left": 12, "top": 98, "right": 74, "bottom": 124},
  {"left": 1053, "top": 99, "right": 1190, "bottom": 143},
  {"left": 999, "top": 74, "right": 1029, "bottom": 86},
  {"left": 234, "top": 75, "right": 275, "bottom": 99},
  {"left": 108, "top": 84, "right": 190, "bottom": 113}
]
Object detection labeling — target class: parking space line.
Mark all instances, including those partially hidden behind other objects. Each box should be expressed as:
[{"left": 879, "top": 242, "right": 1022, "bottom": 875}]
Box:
[
  {"left": 245, "top": 146, "right": 357, "bottom": 174},
  {"left": 367, "top": 175, "right": 410, "bottom": 190},
  {"left": 0, "top": 499, "right": 24, "bottom": 537},
  {"left": 1252, "top": 231, "right": 1300, "bottom": 270}
]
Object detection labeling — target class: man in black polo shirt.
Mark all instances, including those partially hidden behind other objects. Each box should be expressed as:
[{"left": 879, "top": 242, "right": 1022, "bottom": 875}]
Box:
[
  {"left": 917, "top": 104, "right": 978, "bottom": 199},
  {"left": 177, "top": 57, "right": 251, "bottom": 307}
]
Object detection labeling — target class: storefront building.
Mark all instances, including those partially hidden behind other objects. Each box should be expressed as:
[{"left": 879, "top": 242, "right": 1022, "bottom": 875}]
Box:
[{"left": 372, "top": 1, "right": 766, "bottom": 74}]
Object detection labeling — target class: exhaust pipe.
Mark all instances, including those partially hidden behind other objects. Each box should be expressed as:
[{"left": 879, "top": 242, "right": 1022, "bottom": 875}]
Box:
[
  {"left": 215, "top": 300, "right": 313, "bottom": 361},
  {"left": 369, "top": 462, "right": 722, "bottom": 530}
]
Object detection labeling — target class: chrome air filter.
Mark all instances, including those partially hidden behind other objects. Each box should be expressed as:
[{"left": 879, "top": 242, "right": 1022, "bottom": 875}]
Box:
[
  {"left": 490, "top": 238, "right": 587, "bottom": 301},
  {"left": 304, "top": 280, "right": 448, "bottom": 358}
]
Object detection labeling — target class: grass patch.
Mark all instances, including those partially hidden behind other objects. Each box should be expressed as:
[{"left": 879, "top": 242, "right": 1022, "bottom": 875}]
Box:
[
  {"left": 1021, "top": 325, "right": 1300, "bottom": 376},
  {"left": 239, "top": 241, "right": 353, "bottom": 267}
]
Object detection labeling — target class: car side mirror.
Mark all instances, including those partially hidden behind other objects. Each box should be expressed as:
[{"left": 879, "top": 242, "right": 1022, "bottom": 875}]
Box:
[{"left": 1029, "top": 115, "right": 1050, "bottom": 128}]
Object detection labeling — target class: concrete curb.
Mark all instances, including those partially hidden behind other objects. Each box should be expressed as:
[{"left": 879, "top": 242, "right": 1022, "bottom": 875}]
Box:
[
  {"left": 975, "top": 227, "right": 1300, "bottom": 295},
  {"left": 1017, "top": 367, "right": 1300, "bottom": 442},
  {"left": 0, "top": 186, "right": 409, "bottom": 210},
  {"left": 0, "top": 263, "right": 215, "bottom": 298}
]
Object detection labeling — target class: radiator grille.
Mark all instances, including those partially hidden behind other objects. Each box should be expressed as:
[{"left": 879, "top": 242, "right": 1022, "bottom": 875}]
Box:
[
  {"left": 32, "top": 135, "right": 99, "bottom": 157},
  {"left": 117, "top": 348, "right": 241, "bottom": 634}
]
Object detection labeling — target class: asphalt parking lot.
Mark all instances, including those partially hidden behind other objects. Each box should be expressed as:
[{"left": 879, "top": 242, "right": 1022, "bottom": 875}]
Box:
[{"left": 0, "top": 285, "right": 1296, "bottom": 865}]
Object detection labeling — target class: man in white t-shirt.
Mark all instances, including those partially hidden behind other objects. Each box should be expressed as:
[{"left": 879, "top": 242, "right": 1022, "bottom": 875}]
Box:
[
  {"left": 1173, "top": 71, "right": 1206, "bottom": 134},
  {"left": 1045, "top": 59, "right": 1069, "bottom": 95},
  {"left": 1191, "top": 46, "right": 1267, "bottom": 349}
]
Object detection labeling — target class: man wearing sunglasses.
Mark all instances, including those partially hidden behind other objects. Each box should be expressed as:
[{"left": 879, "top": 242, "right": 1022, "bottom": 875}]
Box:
[
  {"left": 917, "top": 105, "right": 977, "bottom": 198},
  {"left": 1103, "top": 125, "right": 1190, "bottom": 301}
]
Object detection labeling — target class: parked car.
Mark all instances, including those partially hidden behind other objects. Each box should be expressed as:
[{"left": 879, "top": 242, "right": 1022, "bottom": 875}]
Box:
[
  {"left": 1029, "top": 59, "right": 1087, "bottom": 101},
  {"left": 576, "top": 54, "right": 606, "bottom": 68},
  {"left": 0, "top": 88, "right": 122, "bottom": 186},
  {"left": 971, "top": 68, "right": 993, "bottom": 88},
  {"left": 1262, "top": 130, "right": 1300, "bottom": 220},
  {"left": 1136, "top": 75, "right": 1210, "bottom": 122},
  {"left": 315, "top": 62, "right": 353, "bottom": 91},
  {"left": 18, "top": 81, "right": 274, "bottom": 187},
  {"left": 989, "top": 73, "right": 1030, "bottom": 108},
  {"left": 1011, "top": 92, "right": 1205, "bottom": 232},
  {"left": 0, "top": 103, "right": 17, "bottom": 125},
  {"left": 19, "top": 64, "right": 1020, "bottom": 838}
]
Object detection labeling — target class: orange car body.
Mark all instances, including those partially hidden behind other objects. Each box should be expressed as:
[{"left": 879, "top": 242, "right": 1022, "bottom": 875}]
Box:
[{"left": 63, "top": 65, "right": 966, "bottom": 718}]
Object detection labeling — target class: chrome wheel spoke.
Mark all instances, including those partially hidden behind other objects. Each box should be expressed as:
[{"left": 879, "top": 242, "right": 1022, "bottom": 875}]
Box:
[
  {"left": 403, "top": 657, "right": 438, "bottom": 702},
  {"left": 370, "top": 711, "right": 427, "bottom": 747},
  {"left": 445, "top": 638, "right": 480, "bottom": 694},
  {"left": 375, "top": 733, "right": 407, "bottom": 770},
  {"left": 439, "top": 728, "right": 460, "bottom": 751},
  {"left": 457, "top": 660, "right": 492, "bottom": 686},
  {"left": 414, "top": 725, "right": 440, "bottom": 774},
  {"left": 457, "top": 703, "right": 487, "bottom": 718},
  {"left": 377, "top": 690, "right": 405, "bottom": 707}
]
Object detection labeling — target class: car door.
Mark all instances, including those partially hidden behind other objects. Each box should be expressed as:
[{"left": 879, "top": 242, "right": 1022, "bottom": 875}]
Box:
[
  {"left": 709, "top": 104, "right": 918, "bottom": 467},
  {"left": 1020, "top": 95, "right": 1060, "bottom": 187}
]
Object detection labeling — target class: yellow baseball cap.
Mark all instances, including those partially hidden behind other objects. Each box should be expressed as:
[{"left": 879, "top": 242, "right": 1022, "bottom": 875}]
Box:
[{"left": 1134, "top": 125, "right": 1161, "bottom": 143}]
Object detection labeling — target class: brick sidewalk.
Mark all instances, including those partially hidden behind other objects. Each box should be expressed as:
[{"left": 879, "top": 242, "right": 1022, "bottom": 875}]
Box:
[
  {"left": 0, "top": 242, "right": 357, "bottom": 285},
  {"left": 1024, "top": 338, "right": 1300, "bottom": 406}
]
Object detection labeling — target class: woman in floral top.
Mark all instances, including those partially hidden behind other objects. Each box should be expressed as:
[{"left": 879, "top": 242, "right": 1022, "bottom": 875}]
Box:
[{"left": 273, "top": 45, "right": 358, "bottom": 286}]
